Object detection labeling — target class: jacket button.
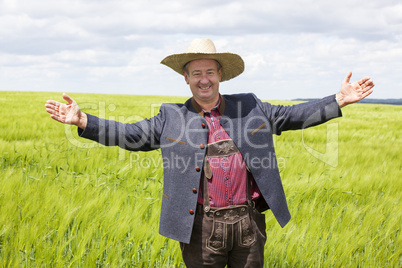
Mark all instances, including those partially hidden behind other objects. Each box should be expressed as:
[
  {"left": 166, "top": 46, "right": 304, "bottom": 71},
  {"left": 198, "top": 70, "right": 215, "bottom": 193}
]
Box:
[
  {"left": 189, "top": 209, "right": 194, "bottom": 215},
  {"left": 195, "top": 166, "right": 201, "bottom": 172},
  {"left": 200, "top": 144, "right": 205, "bottom": 149},
  {"left": 201, "top": 123, "right": 206, "bottom": 128},
  {"left": 192, "top": 188, "right": 197, "bottom": 193}
]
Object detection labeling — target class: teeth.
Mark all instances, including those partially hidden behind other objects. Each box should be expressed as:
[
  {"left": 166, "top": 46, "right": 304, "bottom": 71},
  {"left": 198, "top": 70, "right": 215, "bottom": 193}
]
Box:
[{"left": 200, "top": 86, "right": 211, "bottom": 90}]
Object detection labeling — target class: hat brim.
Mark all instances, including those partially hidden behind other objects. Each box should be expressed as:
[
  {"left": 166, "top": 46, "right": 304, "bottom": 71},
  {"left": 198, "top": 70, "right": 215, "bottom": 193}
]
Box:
[{"left": 161, "top": 52, "right": 244, "bottom": 82}]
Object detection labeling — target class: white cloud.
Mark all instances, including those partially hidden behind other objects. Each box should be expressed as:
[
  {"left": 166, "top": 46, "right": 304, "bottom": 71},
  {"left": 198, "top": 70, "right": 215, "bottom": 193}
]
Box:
[{"left": 0, "top": 0, "right": 401, "bottom": 99}]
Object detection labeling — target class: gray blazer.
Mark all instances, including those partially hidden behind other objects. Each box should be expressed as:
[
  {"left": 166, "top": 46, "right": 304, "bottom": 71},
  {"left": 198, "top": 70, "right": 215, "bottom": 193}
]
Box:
[{"left": 79, "top": 93, "right": 341, "bottom": 243}]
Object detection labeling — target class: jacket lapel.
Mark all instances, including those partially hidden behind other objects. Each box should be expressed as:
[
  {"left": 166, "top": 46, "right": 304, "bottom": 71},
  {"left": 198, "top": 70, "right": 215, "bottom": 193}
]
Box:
[{"left": 220, "top": 95, "right": 241, "bottom": 148}]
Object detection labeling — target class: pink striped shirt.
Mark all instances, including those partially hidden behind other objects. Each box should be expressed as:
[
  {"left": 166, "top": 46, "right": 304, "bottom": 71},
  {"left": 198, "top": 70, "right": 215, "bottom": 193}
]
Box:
[{"left": 197, "top": 100, "right": 261, "bottom": 207}]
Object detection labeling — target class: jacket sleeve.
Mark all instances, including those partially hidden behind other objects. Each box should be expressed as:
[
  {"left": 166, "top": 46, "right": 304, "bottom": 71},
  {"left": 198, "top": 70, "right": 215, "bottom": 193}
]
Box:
[
  {"left": 77, "top": 106, "right": 166, "bottom": 151},
  {"left": 254, "top": 94, "right": 342, "bottom": 135}
]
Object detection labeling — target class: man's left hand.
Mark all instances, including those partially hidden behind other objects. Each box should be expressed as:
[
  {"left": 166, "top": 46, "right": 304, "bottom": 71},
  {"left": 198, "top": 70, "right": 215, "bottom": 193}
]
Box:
[{"left": 336, "top": 72, "right": 375, "bottom": 108}]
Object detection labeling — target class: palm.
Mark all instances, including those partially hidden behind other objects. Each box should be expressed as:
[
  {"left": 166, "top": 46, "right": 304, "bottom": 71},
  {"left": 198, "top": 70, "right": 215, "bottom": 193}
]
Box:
[
  {"left": 343, "top": 81, "right": 364, "bottom": 102},
  {"left": 45, "top": 93, "right": 82, "bottom": 125},
  {"left": 339, "top": 72, "right": 374, "bottom": 106},
  {"left": 58, "top": 102, "right": 80, "bottom": 124}
]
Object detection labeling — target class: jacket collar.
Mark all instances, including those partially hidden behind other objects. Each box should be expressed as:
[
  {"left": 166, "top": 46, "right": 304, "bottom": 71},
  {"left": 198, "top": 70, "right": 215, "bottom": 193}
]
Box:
[{"left": 190, "top": 94, "right": 226, "bottom": 116}]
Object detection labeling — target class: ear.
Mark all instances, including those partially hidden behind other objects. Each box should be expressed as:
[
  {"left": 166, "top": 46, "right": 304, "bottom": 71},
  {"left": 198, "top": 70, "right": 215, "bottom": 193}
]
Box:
[
  {"left": 184, "top": 72, "right": 190, "bottom": 84},
  {"left": 218, "top": 68, "right": 222, "bottom": 82}
]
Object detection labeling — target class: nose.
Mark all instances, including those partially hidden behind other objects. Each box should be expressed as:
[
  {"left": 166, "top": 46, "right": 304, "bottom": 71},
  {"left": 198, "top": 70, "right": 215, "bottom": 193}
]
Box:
[{"left": 200, "top": 73, "right": 209, "bottom": 84}]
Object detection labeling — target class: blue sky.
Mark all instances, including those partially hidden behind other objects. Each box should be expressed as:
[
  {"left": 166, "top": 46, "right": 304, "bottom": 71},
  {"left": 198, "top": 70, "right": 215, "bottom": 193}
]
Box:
[{"left": 1, "top": 0, "right": 401, "bottom": 100}]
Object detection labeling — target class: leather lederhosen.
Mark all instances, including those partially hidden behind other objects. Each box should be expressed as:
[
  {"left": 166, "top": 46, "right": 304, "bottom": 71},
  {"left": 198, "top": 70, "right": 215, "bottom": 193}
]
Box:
[{"left": 181, "top": 139, "right": 267, "bottom": 268}]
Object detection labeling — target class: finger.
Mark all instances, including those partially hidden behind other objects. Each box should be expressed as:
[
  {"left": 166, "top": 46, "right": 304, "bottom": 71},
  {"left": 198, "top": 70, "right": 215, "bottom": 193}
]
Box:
[
  {"left": 45, "top": 100, "right": 59, "bottom": 106},
  {"left": 45, "top": 107, "right": 56, "bottom": 114},
  {"left": 358, "top": 77, "right": 371, "bottom": 86},
  {"left": 45, "top": 103, "right": 53, "bottom": 110},
  {"left": 62, "top": 93, "right": 74, "bottom": 104},
  {"left": 49, "top": 113, "right": 64, "bottom": 123},
  {"left": 46, "top": 105, "right": 61, "bottom": 115},
  {"left": 45, "top": 102, "right": 61, "bottom": 114},
  {"left": 45, "top": 102, "right": 58, "bottom": 109},
  {"left": 361, "top": 87, "right": 374, "bottom": 98},
  {"left": 343, "top": 71, "right": 352, "bottom": 84},
  {"left": 362, "top": 79, "right": 374, "bottom": 90},
  {"left": 45, "top": 104, "right": 56, "bottom": 113}
]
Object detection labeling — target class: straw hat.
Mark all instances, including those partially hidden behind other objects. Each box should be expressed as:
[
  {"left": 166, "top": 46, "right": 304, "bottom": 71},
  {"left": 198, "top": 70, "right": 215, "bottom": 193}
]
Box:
[{"left": 161, "top": 38, "right": 244, "bottom": 82}]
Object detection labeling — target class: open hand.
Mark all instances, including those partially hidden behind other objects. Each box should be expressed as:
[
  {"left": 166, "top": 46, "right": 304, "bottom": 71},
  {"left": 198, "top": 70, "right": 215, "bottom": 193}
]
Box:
[
  {"left": 45, "top": 93, "right": 87, "bottom": 129},
  {"left": 336, "top": 72, "right": 375, "bottom": 108}
]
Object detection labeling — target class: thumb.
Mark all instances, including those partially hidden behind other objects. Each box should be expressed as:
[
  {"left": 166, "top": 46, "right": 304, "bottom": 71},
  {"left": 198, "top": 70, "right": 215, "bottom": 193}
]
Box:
[
  {"left": 343, "top": 71, "right": 352, "bottom": 84},
  {"left": 62, "top": 93, "right": 74, "bottom": 104}
]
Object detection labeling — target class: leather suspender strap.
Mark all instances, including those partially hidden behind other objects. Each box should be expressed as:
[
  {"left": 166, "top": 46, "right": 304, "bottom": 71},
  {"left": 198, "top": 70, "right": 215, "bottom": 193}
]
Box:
[
  {"left": 203, "top": 139, "right": 241, "bottom": 179},
  {"left": 246, "top": 169, "right": 252, "bottom": 206},
  {"left": 202, "top": 169, "right": 211, "bottom": 212},
  {"left": 206, "top": 139, "right": 239, "bottom": 157}
]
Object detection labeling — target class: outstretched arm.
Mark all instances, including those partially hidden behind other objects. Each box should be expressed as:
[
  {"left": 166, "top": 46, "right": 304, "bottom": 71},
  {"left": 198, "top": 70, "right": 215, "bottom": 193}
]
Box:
[
  {"left": 45, "top": 93, "right": 88, "bottom": 129},
  {"left": 336, "top": 72, "right": 375, "bottom": 108}
]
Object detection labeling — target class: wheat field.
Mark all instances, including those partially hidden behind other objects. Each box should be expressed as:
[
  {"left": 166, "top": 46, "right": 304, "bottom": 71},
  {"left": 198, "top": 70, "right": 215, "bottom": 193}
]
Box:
[{"left": 0, "top": 91, "right": 400, "bottom": 267}]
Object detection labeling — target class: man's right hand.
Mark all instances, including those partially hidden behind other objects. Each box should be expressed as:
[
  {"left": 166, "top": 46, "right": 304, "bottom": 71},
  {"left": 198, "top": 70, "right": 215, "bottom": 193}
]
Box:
[{"left": 45, "top": 93, "right": 88, "bottom": 129}]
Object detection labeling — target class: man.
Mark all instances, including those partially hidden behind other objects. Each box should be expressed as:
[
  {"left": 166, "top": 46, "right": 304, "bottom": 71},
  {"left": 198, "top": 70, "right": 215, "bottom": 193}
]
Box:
[{"left": 45, "top": 38, "right": 374, "bottom": 267}]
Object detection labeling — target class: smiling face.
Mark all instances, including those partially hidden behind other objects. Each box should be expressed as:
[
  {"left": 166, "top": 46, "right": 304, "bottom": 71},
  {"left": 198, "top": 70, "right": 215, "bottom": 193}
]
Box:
[{"left": 183, "top": 59, "right": 222, "bottom": 111}]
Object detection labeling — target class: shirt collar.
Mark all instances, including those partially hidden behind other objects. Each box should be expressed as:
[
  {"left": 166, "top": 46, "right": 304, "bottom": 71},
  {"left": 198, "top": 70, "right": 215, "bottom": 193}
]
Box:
[{"left": 202, "top": 95, "right": 221, "bottom": 114}]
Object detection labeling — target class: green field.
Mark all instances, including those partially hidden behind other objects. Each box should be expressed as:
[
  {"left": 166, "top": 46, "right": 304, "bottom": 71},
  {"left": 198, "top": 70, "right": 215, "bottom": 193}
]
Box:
[{"left": 0, "top": 91, "right": 401, "bottom": 267}]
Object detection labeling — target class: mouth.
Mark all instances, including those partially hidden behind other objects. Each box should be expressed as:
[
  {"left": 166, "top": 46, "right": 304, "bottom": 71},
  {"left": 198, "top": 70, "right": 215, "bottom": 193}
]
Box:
[{"left": 199, "top": 85, "right": 211, "bottom": 90}]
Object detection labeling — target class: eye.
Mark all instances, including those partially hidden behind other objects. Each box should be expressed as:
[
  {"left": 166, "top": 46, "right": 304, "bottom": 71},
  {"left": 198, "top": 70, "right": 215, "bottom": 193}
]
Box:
[{"left": 192, "top": 72, "right": 201, "bottom": 76}]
